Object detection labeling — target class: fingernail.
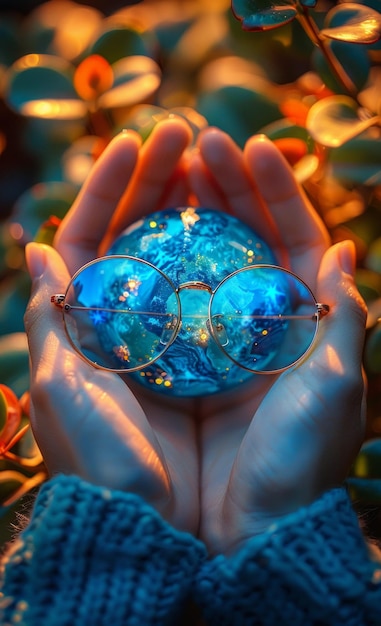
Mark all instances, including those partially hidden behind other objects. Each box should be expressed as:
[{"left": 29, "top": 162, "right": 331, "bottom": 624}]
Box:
[
  {"left": 25, "top": 242, "right": 47, "bottom": 280},
  {"left": 338, "top": 240, "right": 356, "bottom": 276}
]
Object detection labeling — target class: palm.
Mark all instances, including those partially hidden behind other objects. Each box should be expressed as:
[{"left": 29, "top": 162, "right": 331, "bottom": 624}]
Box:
[
  {"left": 44, "top": 119, "right": 201, "bottom": 533},
  {"left": 188, "top": 129, "right": 364, "bottom": 553},
  {"left": 44, "top": 119, "right": 365, "bottom": 554}
]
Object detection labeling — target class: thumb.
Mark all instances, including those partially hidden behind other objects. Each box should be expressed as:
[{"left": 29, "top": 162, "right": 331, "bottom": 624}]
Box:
[
  {"left": 24, "top": 242, "right": 72, "bottom": 372},
  {"left": 316, "top": 240, "right": 367, "bottom": 368}
]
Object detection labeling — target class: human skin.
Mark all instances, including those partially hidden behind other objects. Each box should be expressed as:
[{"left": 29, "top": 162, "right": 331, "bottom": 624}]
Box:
[{"left": 24, "top": 118, "right": 367, "bottom": 555}]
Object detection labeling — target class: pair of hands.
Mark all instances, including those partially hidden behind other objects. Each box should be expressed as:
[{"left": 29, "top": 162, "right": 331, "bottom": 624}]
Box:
[{"left": 24, "top": 118, "right": 367, "bottom": 555}]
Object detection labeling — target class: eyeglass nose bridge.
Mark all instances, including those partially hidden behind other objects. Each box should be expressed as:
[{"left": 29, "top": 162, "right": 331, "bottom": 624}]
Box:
[
  {"left": 159, "top": 281, "right": 214, "bottom": 348},
  {"left": 178, "top": 281, "right": 213, "bottom": 294}
]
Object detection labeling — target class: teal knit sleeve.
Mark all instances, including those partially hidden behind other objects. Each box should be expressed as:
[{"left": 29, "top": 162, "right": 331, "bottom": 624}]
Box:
[
  {"left": 195, "top": 488, "right": 381, "bottom": 626},
  {"left": 0, "top": 474, "right": 206, "bottom": 626}
]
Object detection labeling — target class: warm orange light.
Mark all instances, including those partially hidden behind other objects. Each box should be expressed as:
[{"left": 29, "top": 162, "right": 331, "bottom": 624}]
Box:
[
  {"left": 280, "top": 98, "right": 310, "bottom": 126},
  {"left": 273, "top": 137, "right": 308, "bottom": 166},
  {"left": 21, "top": 99, "right": 87, "bottom": 119},
  {"left": 74, "top": 55, "right": 114, "bottom": 102}
]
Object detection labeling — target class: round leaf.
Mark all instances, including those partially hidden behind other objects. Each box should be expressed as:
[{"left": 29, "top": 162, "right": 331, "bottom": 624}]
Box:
[
  {"left": 62, "top": 135, "right": 107, "bottom": 186},
  {"left": 232, "top": 0, "right": 297, "bottom": 31},
  {"left": 313, "top": 39, "right": 370, "bottom": 94},
  {"left": 365, "top": 323, "right": 381, "bottom": 374},
  {"left": 5, "top": 54, "right": 86, "bottom": 119},
  {"left": 24, "top": 0, "right": 103, "bottom": 61},
  {"left": 89, "top": 25, "right": 151, "bottom": 65},
  {"left": 321, "top": 3, "right": 381, "bottom": 45},
  {"left": 366, "top": 237, "right": 381, "bottom": 274},
  {"left": 12, "top": 181, "right": 78, "bottom": 241},
  {"left": 0, "top": 334, "right": 29, "bottom": 398},
  {"left": 98, "top": 56, "right": 161, "bottom": 109},
  {"left": 306, "top": 95, "right": 380, "bottom": 147},
  {"left": 355, "top": 268, "right": 381, "bottom": 304},
  {"left": 196, "top": 85, "right": 281, "bottom": 147},
  {"left": 73, "top": 54, "right": 114, "bottom": 102},
  {"left": 346, "top": 477, "right": 381, "bottom": 504},
  {"left": 0, "top": 272, "right": 31, "bottom": 336},
  {"left": 327, "top": 137, "right": 381, "bottom": 185}
]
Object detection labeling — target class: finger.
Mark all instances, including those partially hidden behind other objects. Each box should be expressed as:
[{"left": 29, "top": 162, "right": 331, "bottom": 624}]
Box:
[
  {"left": 24, "top": 243, "right": 167, "bottom": 495},
  {"left": 55, "top": 131, "right": 142, "bottom": 274},
  {"left": 188, "top": 149, "right": 230, "bottom": 211},
  {"left": 244, "top": 135, "right": 330, "bottom": 285},
  {"left": 158, "top": 152, "right": 193, "bottom": 209},
  {"left": 314, "top": 240, "right": 367, "bottom": 370},
  {"left": 101, "top": 117, "right": 193, "bottom": 253},
  {"left": 192, "top": 128, "right": 281, "bottom": 253}
]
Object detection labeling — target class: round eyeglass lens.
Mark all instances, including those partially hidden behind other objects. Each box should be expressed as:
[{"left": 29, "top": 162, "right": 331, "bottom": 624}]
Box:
[
  {"left": 209, "top": 265, "right": 319, "bottom": 373},
  {"left": 62, "top": 256, "right": 180, "bottom": 371}
]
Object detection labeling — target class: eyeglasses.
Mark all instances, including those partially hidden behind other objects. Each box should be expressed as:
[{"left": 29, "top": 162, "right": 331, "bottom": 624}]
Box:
[{"left": 51, "top": 255, "right": 329, "bottom": 375}]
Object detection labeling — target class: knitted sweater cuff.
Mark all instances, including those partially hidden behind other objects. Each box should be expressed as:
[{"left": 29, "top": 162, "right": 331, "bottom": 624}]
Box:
[
  {"left": 195, "top": 488, "right": 381, "bottom": 626},
  {"left": 0, "top": 474, "right": 205, "bottom": 626}
]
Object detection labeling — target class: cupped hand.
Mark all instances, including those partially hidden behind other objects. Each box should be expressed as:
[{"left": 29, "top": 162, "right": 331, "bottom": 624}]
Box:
[
  {"left": 189, "top": 130, "right": 367, "bottom": 554},
  {"left": 23, "top": 117, "right": 367, "bottom": 556},
  {"left": 24, "top": 118, "right": 200, "bottom": 534}
]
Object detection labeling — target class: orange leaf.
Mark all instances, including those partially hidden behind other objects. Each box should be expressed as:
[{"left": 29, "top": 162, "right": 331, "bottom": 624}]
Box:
[
  {"left": 74, "top": 54, "right": 114, "bottom": 102},
  {"left": 0, "top": 385, "right": 22, "bottom": 450},
  {"left": 280, "top": 99, "right": 310, "bottom": 126},
  {"left": 273, "top": 138, "right": 308, "bottom": 166}
]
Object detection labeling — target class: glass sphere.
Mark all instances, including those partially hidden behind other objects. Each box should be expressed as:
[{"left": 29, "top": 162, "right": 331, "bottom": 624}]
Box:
[{"left": 108, "top": 207, "right": 275, "bottom": 397}]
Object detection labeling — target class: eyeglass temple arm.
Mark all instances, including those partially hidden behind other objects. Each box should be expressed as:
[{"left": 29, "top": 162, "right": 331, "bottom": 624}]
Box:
[{"left": 51, "top": 294, "right": 330, "bottom": 317}]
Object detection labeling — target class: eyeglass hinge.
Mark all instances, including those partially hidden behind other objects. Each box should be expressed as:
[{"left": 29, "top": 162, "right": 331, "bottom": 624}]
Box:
[
  {"left": 317, "top": 303, "right": 330, "bottom": 318},
  {"left": 51, "top": 294, "right": 65, "bottom": 308}
]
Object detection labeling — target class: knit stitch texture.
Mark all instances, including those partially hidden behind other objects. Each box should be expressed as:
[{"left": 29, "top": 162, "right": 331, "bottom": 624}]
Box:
[
  {"left": 195, "top": 488, "right": 381, "bottom": 625},
  {"left": 0, "top": 475, "right": 205, "bottom": 626},
  {"left": 1, "top": 477, "right": 381, "bottom": 625}
]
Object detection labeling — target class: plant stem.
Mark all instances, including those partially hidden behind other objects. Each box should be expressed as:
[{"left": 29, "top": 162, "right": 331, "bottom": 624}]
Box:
[{"left": 297, "top": 6, "right": 358, "bottom": 99}]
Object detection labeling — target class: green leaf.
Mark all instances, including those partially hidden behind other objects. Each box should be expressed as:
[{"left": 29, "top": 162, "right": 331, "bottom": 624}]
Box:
[
  {"left": 321, "top": 3, "right": 381, "bottom": 44},
  {"left": 313, "top": 39, "right": 370, "bottom": 93},
  {"left": 347, "top": 476, "right": 381, "bottom": 504},
  {"left": 327, "top": 137, "right": 381, "bottom": 185},
  {"left": 0, "top": 17, "right": 21, "bottom": 67},
  {"left": 0, "top": 272, "right": 31, "bottom": 336},
  {"left": 366, "top": 237, "right": 381, "bottom": 274},
  {"left": 89, "top": 26, "right": 151, "bottom": 65},
  {"left": 115, "top": 104, "right": 169, "bottom": 140},
  {"left": 306, "top": 95, "right": 380, "bottom": 147},
  {"left": 260, "top": 118, "right": 314, "bottom": 148},
  {"left": 0, "top": 333, "right": 29, "bottom": 397},
  {"left": 351, "top": 439, "right": 381, "bottom": 479},
  {"left": 5, "top": 54, "right": 87, "bottom": 119},
  {"left": 232, "top": 0, "right": 297, "bottom": 31},
  {"left": 12, "top": 181, "right": 78, "bottom": 241},
  {"left": 24, "top": 1, "right": 103, "bottom": 60},
  {"left": 355, "top": 268, "right": 381, "bottom": 304},
  {"left": 365, "top": 323, "right": 381, "bottom": 374},
  {"left": 196, "top": 85, "right": 281, "bottom": 148},
  {"left": 98, "top": 56, "right": 161, "bottom": 109},
  {"left": 34, "top": 216, "right": 62, "bottom": 246},
  {"left": 346, "top": 207, "right": 381, "bottom": 248}
]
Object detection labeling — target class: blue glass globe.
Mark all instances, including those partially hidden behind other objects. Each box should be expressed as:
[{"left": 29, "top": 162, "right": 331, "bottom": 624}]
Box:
[{"left": 107, "top": 207, "right": 276, "bottom": 397}]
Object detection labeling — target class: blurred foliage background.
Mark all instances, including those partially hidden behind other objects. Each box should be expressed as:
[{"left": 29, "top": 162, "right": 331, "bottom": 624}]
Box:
[{"left": 0, "top": 0, "right": 381, "bottom": 544}]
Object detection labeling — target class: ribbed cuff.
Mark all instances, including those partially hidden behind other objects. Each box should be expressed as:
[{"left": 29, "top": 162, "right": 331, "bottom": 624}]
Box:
[
  {"left": 0, "top": 475, "right": 205, "bottom": 626},
  {"left": 195, "top": 488, "right": 381, "bottom": 626}
]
